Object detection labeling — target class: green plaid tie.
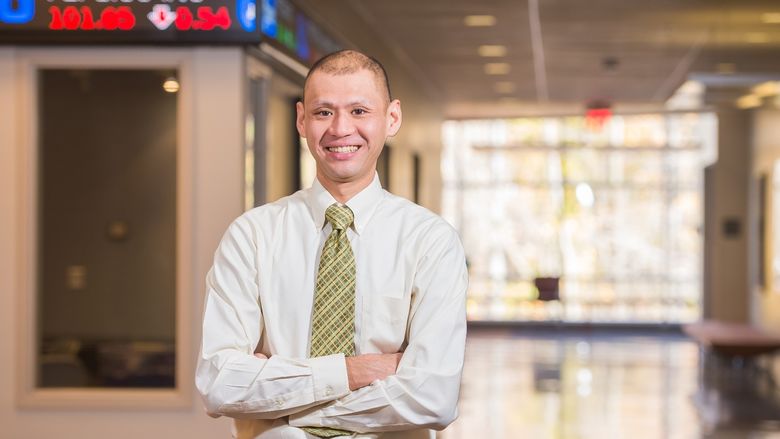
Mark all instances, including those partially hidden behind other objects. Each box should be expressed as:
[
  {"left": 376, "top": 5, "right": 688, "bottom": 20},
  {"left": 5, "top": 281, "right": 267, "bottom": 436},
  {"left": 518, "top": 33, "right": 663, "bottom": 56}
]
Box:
[{"left": 303, "top": 204, "right": 356, "bottom": 438}]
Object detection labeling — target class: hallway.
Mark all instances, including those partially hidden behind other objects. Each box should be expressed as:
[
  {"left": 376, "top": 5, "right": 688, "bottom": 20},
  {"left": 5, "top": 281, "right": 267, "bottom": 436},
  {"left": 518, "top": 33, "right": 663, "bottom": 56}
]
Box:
[
  {"left": 4, "top": 1, "right": 780, "bottom": 437},
  {"left": 441, "top": 328, "right": 780, "bottom": 439}
]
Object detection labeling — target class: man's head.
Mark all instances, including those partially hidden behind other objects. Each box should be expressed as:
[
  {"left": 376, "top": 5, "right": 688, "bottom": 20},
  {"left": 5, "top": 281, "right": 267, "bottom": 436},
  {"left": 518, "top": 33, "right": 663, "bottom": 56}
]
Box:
[
  {"left": 303, "top": 50, "right": 392, "bottom": 106},
  {"left": 296, "top": 50, "right": 402, "bottom": 199}
]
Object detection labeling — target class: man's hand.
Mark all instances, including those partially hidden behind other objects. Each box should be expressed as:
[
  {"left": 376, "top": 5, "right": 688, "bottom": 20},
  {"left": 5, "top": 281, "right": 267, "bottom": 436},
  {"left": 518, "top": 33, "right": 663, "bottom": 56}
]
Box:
[
  {"left": 345, "top": 353, "right": 402, "bottom": 391},
  {"left": 255, "top": 352, "right": 401, "bottom": 391}
]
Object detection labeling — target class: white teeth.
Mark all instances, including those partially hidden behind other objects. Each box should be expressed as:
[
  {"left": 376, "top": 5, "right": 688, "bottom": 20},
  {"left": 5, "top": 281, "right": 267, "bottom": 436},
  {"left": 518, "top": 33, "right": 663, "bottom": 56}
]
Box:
[{"left": 327, "top": 145, "right": 359, "bottom": 153}]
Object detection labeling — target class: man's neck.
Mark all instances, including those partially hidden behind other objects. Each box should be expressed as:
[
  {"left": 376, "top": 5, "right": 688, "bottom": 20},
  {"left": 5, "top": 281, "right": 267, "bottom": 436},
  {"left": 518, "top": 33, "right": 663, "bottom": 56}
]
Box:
[{"left": 318, "top": 172, "right": 374, "bottom": 204}]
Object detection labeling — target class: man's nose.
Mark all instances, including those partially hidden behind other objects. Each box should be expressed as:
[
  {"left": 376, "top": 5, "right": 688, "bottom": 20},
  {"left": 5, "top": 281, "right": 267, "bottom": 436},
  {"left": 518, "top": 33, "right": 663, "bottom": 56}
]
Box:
[{"left": 327, "top": 113, "right": 354, "bottom": 137}]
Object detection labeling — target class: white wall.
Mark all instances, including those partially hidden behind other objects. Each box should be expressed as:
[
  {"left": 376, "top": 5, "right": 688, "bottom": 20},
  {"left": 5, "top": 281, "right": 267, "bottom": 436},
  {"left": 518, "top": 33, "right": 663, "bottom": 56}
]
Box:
[{"left": 0, "top": 47, "right": 245, "bottom": 438}]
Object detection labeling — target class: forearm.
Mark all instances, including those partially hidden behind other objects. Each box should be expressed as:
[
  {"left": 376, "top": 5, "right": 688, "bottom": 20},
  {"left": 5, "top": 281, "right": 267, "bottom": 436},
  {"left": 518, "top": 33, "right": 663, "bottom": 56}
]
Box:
[
  {"left": 288, "top": 365, "right": 462, "bottom": 432},
  {"left": 198, "top": 218, "right": 357, "bottom": 419},
  {"left": 196, "top": 350, "right": 350, "bottom": 419}
]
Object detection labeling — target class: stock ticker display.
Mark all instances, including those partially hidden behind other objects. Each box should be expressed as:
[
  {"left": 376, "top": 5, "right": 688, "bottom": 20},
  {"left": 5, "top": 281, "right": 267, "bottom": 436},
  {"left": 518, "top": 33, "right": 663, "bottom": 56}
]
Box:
[{"left": 0, "top": 0, "right": 261, "bottom": 44}]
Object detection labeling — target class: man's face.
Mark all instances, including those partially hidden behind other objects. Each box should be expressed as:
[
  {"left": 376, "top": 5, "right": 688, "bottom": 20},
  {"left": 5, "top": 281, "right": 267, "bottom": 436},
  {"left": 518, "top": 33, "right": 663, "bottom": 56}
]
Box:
[{"left": 296, "top": 68, "right": 402, "bottom": 189}]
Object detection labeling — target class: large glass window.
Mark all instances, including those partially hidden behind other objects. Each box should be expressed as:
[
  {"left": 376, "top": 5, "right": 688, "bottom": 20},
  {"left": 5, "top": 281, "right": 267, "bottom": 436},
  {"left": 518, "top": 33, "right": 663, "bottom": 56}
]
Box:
[
  {"left": 37, "top": 69, "right": 177, "bottom": 387},
  {"left": 442, "top": 113, "right": 715, "bottom": 323}
]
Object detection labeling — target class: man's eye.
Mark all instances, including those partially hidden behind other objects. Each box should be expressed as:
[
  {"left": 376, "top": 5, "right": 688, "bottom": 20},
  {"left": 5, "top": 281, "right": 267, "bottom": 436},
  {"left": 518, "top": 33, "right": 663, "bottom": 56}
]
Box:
[
  {"left": 352, "top": 108, "right": 366, "bottom": 115},
  {"left": 315, "top": 110, "right": 332, "bottom": 117}
]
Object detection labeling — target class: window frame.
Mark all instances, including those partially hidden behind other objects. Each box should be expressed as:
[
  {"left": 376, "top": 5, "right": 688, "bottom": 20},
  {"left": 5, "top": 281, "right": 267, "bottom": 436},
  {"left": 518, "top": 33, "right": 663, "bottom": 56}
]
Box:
[
  {"left": 442, "top": 113, "right": 713, "bottom": 323},
  {"left": 15, "top": 48, "right": 194, "bottom": 409}
]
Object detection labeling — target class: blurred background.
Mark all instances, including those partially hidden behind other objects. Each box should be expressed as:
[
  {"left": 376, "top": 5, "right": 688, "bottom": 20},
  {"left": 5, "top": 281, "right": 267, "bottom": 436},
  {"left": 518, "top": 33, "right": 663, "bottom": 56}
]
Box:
[{"left": 2, "top": 0, "right": 780, "bottom": 437}]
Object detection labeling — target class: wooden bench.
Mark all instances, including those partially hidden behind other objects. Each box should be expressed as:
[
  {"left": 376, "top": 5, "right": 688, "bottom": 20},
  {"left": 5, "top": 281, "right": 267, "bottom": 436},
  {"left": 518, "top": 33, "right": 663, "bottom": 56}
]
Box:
[
  {"left": 684, "top": 320, "right": 780, "bottom": 430},
  {"left": 684, "top": 320, "right": 780, "bottom": 392},
  {"left": 683, "top": 320, "right": 780, "bottom": 357}
]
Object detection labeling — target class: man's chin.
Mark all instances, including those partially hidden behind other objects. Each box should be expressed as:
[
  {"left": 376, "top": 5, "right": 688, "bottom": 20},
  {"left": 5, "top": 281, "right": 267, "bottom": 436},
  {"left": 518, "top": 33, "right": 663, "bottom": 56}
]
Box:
[{"left": 319, "top": 169, "right": 373, "bottom": 185}]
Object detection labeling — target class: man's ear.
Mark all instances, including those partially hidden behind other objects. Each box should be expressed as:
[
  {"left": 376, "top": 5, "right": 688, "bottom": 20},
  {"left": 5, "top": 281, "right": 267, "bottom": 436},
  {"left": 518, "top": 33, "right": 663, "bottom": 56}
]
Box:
[
  {"left": 295, "top": 101, "right": 306, "bottom": 138},
  {"left": 386, "top": 99, "right": 402, "bottom": 138}
]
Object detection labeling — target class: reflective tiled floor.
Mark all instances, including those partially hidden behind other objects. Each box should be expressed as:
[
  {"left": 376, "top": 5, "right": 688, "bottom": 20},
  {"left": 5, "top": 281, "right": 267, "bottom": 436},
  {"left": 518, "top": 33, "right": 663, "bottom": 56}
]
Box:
[{"left": 439, "top": 327, "right": 780, "bottom": 439}]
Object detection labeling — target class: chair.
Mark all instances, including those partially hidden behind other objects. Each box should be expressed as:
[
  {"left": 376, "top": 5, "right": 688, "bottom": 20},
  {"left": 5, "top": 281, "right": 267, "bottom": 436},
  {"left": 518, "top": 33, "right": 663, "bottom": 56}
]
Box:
[{"left": 533, "top": 276, "right": 563, "bottom": 321}]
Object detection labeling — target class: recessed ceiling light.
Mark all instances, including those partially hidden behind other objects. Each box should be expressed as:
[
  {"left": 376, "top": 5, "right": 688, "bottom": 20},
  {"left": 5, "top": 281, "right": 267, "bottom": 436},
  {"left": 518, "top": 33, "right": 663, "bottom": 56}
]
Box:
[
  {"left": 162, "top": 77, "right": 180, "bottom": 93},
  {"left": 716, "top": 63, "right": 737, "bottom": 74},
  {"left": 494, "top": 81, "right": 516, "bottom": 93},
  {"left": 746, "top": 32, "right": 770, "bottom": 43},
  {"left": 484, "top": 63, "right": 511, "bottom": 75},
  {"left": 478, "top": 45, "right": 507, "bottom": 57},
  {"left": 464, "top": 15, "right": 496, "bottom": 27},
  {"left": 753, "top": 81, "right": 780, "bottom": 97},
  {"left": 762, "top": 12, "right": 780, "bottom": 24},
  {"left": 736, "top": 94, "right": 761, "bottom": 109},
  {"left": 678, "top": 80, "right": 704, "bottom": 95}
]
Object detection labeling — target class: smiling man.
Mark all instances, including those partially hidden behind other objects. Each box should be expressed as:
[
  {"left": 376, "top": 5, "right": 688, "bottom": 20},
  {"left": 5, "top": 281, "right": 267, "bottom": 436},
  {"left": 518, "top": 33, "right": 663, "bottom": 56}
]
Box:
[{"left": 196, "top": 50, "right": 468, "bottom": 439}]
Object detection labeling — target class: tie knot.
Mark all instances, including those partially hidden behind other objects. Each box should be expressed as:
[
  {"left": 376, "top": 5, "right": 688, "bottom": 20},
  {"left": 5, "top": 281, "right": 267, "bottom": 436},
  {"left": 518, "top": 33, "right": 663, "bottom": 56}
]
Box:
[{"left": 325, "top": 204, "right": 354, "bottom": 231}]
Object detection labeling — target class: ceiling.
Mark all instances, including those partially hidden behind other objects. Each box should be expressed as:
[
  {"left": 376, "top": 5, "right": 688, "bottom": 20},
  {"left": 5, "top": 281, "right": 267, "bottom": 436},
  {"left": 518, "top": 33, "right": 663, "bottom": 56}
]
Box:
[{"left": 338, "top": 0, "right": 780, "bottom": 117}]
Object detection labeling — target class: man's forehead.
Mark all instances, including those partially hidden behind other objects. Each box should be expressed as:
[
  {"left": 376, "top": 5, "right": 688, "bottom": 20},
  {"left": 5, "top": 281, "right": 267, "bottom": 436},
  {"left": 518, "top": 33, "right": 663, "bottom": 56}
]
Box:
[{"left": 304, "top": 69, "right": 389, "bottom": 104}]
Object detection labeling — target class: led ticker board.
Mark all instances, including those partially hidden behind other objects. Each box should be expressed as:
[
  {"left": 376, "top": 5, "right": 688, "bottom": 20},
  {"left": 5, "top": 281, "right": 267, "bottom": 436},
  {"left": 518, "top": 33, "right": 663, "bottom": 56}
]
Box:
[
  {"left": 260, "top": 0, "right": 340, "bottom": 66},
  {"left": 0, "top": 0, "right": 261, "bottom": 44}
]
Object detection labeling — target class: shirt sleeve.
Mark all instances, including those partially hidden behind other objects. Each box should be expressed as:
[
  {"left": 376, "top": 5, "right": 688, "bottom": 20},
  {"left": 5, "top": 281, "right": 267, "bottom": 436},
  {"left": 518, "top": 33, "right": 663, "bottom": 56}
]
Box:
[
  {"left": 195, "top": 218, "right": 351, "bottom": 419},
  {"left": 289, "top": 223, "right": 469, "bottom": 432}
]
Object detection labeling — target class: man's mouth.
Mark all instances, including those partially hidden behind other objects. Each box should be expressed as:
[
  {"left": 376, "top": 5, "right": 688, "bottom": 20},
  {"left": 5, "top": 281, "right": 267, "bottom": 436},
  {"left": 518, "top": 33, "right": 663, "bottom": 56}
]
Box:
[{"left": 325, "top": 145, "right": 360, "bottom": 153}]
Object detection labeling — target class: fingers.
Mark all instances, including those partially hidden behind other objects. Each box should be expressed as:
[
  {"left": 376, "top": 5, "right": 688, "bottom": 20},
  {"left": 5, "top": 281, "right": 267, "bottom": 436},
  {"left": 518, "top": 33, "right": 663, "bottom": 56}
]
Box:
[
  {"left": 390, "top": 352, "right": 402, "bottom": 370},
  {"left": 346, "top": 353, "right": 400, "bottom": 390}
]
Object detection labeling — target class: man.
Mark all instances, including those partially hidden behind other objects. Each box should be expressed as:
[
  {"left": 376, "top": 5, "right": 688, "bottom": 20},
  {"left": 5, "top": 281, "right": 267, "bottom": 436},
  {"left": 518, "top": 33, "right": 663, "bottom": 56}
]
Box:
[{"left": 195, "top": 49, "right": 468, "bottom": 439}]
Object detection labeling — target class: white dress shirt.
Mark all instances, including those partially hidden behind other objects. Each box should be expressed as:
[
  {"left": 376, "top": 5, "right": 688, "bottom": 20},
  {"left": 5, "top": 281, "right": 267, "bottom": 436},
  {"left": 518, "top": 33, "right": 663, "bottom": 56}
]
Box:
[{"left": 195, "top": 174, "right": 468, "bottom": 439}]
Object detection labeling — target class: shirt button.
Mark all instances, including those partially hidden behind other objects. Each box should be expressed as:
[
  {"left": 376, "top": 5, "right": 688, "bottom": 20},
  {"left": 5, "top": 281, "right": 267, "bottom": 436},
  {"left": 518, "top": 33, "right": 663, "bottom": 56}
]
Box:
[
  {"left": 325, "top": 385, "right": 333, "bottom": 395},
  {"left": 275, "top": 399, "right": 284, "bottom": 407}
]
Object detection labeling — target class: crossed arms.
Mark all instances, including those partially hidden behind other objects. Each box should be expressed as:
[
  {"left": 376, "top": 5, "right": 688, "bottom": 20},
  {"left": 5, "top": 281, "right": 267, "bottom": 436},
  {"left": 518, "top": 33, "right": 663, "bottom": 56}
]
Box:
[
  {"left": 195, "top": 220, "right": 468, "bottom": 432},
  {"left": 253, "top": 352, "right": 402, "bottom": 392}
]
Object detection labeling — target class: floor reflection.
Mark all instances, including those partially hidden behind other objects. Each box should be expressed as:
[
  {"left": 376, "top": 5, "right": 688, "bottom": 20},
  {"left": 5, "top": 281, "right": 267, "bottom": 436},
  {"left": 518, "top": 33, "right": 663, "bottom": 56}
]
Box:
[{"left": 439, "top": 327, "right": 780, "bottom": 439}]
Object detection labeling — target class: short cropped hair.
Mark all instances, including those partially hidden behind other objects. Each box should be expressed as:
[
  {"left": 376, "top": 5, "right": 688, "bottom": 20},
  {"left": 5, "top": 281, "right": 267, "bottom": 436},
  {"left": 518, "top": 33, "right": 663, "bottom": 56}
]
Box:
[{"left": 303, "top": 49, "right": 392, "bottom": 104}]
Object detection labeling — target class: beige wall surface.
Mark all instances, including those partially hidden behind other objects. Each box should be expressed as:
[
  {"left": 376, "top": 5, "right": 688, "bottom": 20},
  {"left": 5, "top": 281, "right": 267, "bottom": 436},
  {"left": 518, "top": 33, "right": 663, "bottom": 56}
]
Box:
[
  {"left": 706, "top": 99, "right": 780, "bottom": 329},
  {"left": 752, "top": 108, "right": 780, "bottom": 331},
  {"left": 0, "top": 46, "right": 19, "bottom": 436},
  {"left": 0, "top": 47, "right": 242, "bottom": 439},
  {"left": 265, "top": 74, "right": 301, "bottom": 203},
  {"left": 299, "top": 1, "right": 445, "bottom": 211},
  {"left": 706, "top": 104, "right": 752, "bottom": 323}
]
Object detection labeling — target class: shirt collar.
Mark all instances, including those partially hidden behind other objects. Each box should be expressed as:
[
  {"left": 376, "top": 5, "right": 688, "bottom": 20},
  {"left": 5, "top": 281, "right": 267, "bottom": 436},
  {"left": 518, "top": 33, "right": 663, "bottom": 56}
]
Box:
[{"left": 306, "top": 173, "right": 384, "bottom": 235}]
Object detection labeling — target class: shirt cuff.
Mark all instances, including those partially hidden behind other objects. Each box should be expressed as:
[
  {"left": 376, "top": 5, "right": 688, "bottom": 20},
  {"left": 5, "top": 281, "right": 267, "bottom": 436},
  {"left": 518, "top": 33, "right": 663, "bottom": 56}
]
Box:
[
  {"left": 288, "top": 354, "right": 349, "bottom": 429},
  {"left": 310, "top": 353, "right": 350, "bottom": 402}
]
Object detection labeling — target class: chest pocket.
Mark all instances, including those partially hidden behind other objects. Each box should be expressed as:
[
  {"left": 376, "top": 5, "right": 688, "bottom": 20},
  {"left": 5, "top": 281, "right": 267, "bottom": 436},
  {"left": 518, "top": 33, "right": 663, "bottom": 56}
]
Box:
[{"left": 364, "top": 277, "right": 411, "bottom": 351}]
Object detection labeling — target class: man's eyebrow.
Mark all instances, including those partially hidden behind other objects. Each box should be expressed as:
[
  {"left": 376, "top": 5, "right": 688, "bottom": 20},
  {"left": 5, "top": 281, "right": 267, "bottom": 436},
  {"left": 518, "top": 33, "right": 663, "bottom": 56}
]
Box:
[
  {"left": 348, "top": 99, "right": 374, "bottom": 107},
  {"left": 309, "top": 98, "right": 375, "bottom": 108},
  {"left": 309, "top": 99, "right": 334, "bottom": 107}
]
